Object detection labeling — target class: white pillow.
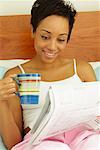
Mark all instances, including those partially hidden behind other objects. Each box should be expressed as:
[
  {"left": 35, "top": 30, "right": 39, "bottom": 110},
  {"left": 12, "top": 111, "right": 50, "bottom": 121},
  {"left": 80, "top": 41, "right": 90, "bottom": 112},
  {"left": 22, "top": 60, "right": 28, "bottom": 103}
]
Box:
[
  {"left": 0, "top": 59, "right": 30, "bottom": 79},
  {"left": 0, "top": 136, "right": 6, "bottom": 150},
  {"left": 89, "top": 62, "right": 100, "bottom": 81},
  {"left": 0, "top": 66, "right": 8, "bottom": 79},
  {"left": 90, "top": 62, "right": 100, "bottom": 70},
  {"left": 0, "top": 59, "right": 29, "bottom": 69}
]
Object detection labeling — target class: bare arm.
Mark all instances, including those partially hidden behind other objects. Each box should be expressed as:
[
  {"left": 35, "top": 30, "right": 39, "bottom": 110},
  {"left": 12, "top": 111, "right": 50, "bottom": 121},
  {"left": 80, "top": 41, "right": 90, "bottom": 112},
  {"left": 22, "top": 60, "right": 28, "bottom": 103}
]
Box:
[
  {"left": 0, "top": 101, "right": 22, "bottom": 149},
  {"left": 0, "top": 73, "right": 23, "bottom": 149}
]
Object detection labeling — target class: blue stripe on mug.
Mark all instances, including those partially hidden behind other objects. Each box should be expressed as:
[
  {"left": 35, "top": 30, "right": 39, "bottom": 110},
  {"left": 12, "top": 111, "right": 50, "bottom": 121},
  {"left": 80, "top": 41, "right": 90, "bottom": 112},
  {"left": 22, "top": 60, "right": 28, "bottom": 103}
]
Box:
[
  {"left": 20, "top": 95, "right": 39, "bottom": 104},
  {"left": 17, "top": 73, "right": 41, "bottom": 77}
]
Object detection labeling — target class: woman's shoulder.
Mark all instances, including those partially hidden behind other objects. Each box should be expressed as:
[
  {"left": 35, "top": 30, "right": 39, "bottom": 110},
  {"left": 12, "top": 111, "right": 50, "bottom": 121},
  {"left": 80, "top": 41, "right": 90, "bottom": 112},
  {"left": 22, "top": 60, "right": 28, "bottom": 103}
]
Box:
[
  {"left": 76, "top": 59, "right": 93, "bottom": 71},
  {"left": 4, "top": 66, "right": 22, "bottom": 77},
  {"left": 77, "top": 59, "right": 90, "bottom": 67},
  {"left": 76, "top": 59, "right": 96, "bottom": 82},
  {"left": 4, "top": 59, "right": 34, "bottom": 77}
]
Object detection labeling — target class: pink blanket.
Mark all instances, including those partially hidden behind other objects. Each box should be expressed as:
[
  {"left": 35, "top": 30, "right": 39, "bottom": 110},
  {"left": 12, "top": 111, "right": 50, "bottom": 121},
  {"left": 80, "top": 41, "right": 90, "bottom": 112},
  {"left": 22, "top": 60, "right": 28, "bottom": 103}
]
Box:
[{"left": 11, "top": 125, "right": 100, "bottom": 150}]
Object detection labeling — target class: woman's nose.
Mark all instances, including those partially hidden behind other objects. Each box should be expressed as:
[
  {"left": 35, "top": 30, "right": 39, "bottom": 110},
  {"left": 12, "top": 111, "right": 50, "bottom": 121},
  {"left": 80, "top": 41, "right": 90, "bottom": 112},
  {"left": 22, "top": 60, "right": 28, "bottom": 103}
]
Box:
[{"left": 48, "top": 40, "right": 57, "bottom": 52}]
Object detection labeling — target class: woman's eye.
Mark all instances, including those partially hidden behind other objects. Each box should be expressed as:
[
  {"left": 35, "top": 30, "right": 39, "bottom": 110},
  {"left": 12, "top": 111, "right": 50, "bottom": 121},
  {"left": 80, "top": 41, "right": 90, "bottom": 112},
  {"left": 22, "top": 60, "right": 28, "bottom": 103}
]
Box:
[
  {"left": 58, "top": 39, "right": 66, "bottom": 42},
  {"left": 41, "top": 35, "right": 49, "bottom": 40}
]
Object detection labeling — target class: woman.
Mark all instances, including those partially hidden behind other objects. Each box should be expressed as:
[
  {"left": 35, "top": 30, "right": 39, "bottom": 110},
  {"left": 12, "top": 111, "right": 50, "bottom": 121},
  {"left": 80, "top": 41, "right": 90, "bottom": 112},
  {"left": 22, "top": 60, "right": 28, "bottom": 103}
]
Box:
[{"left": 0, "top": 0, "right": 99, "bottom": 149}]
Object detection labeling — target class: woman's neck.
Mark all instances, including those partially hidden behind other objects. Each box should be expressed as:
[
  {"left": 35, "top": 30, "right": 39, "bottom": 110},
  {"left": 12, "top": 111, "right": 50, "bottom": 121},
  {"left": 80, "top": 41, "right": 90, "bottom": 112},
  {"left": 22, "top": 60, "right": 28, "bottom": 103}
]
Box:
[{"left": 32, "top": 55, "right": 63, "bottom": 70}]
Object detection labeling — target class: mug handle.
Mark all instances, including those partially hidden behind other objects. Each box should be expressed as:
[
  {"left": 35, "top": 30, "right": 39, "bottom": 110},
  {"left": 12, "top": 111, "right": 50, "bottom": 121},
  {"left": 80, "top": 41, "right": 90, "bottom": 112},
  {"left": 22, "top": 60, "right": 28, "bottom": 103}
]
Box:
[{"left": 12, "top": 76, "right": 21, "bottom": 97}]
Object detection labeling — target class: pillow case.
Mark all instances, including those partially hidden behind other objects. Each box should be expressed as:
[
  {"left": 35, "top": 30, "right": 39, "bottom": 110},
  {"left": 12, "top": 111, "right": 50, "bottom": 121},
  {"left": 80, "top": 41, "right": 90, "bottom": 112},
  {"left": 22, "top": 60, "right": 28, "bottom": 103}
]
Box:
[
  {"left": 0, "top": 136, "right": 6, "bottom": 150},
  {"left": 90, "top": 62, "right": 100, "bottom": 81},
  {"left": 95, "top": 66, "right": 100, "bottom": 81},
  {"left": 0, "top": 59, "right": 29, "bottom": 79},
  {"left": 90, "top": 61, "right": 100, "bottom": 70},
  {"left": 0, "top": 66, "right": 8, "bottom": 79},
  {"left": 0, "top": 59, "right": 29, "bottom": 69}
]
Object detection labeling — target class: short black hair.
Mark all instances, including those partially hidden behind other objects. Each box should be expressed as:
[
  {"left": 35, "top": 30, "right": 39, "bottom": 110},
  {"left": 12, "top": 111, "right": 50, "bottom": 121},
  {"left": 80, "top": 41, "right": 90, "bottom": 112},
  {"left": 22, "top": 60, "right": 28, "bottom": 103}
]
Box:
[{"left": 31, "top": 0, "right": 77, "bottom": 42}]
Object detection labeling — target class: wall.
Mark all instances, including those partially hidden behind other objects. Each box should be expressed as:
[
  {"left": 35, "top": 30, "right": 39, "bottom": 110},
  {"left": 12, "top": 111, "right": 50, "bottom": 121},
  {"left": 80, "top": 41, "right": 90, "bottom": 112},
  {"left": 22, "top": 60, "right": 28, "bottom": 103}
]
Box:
[{"left": 0, "top": 0, "right": 100, "bottom": 16}]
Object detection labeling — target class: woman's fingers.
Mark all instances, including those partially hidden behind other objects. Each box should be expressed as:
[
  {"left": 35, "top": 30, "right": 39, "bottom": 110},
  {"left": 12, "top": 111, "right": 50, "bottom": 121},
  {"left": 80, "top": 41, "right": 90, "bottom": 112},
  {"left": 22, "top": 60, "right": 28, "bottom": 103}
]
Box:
[{"left": 0, "top": 75, "right": 18, "bottom": 100}]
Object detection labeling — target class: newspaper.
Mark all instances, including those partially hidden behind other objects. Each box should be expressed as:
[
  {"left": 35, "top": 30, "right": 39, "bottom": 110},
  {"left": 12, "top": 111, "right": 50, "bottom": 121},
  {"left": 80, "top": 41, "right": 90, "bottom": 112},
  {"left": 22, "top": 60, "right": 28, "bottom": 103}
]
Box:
[{"left": 30, "top": 81, "right": 100, "bottom": 145}]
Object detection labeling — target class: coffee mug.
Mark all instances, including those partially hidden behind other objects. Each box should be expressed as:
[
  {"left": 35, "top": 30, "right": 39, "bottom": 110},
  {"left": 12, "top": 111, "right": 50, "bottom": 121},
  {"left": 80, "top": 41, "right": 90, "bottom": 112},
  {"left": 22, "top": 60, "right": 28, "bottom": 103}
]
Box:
[{"left": 13, "top": 73, "right": 41, "bottom": 105}]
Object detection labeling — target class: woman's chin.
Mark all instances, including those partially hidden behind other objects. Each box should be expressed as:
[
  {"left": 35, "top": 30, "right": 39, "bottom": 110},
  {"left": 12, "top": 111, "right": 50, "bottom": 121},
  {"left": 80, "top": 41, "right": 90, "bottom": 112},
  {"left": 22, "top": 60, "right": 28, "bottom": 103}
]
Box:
[{"left": 41, "top": 56, "right": 57, "bottom": 64}]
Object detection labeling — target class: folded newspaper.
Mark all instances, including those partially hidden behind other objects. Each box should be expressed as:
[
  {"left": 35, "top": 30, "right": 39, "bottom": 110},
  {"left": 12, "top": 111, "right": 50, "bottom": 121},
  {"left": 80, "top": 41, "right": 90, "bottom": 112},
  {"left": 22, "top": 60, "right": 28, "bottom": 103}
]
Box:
[{"left": 30, "top": 81, "right": 100, "bottom": 145}]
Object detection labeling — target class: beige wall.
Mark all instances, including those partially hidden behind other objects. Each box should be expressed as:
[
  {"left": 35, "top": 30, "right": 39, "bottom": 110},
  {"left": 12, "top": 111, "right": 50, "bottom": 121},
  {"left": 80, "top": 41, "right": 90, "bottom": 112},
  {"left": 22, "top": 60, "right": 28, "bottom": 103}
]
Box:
[{"left": 0, "top": 0, "right": 100, "bottom": 16}]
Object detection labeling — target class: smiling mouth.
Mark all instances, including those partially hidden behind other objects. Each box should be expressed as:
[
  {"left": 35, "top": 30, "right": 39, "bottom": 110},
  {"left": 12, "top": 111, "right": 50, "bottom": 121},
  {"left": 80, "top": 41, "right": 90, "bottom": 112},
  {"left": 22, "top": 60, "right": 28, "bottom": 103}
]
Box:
[{"left": 42, "top": 50, "right": 58, "bottom": 58}]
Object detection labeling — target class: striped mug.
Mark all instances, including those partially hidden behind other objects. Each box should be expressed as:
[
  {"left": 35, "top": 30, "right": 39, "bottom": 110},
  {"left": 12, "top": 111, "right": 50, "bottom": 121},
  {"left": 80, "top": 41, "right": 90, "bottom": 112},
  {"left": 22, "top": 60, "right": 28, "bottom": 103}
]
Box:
[{"left": 14, "top": 73, "right": 41, "bottom": 105}]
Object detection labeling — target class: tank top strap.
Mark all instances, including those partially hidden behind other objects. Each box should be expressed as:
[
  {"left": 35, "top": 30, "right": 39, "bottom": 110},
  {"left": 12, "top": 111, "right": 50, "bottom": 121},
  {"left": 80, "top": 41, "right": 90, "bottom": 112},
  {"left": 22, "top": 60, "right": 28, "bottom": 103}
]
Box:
[
  {"left": 18, "top": 64, "right": 25, "bottom": 74},
  {"left": 73, "top": 59, "right": 77, "bottom": 74}
]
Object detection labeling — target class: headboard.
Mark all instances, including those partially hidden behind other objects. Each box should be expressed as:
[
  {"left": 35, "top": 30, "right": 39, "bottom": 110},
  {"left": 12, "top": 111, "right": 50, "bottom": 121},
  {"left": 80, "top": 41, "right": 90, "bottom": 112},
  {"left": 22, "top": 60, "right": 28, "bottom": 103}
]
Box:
[{"left": 0, "top": 11, "right": 100, "bottom": 61}]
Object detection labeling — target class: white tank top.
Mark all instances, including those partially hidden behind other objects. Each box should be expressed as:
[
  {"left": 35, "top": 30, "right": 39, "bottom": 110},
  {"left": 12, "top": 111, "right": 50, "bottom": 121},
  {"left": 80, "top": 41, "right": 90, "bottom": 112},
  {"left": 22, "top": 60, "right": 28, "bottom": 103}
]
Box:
[{"left": 18, "top": 59, "right": 82, "bottom": 129}]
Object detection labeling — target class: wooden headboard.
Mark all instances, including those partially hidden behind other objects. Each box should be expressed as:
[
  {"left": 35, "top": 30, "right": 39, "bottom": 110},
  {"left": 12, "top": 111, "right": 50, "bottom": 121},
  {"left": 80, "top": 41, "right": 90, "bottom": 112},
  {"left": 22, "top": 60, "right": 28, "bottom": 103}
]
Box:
[{"left": 0, "top": 11, "right": 100, "bottom": 61}]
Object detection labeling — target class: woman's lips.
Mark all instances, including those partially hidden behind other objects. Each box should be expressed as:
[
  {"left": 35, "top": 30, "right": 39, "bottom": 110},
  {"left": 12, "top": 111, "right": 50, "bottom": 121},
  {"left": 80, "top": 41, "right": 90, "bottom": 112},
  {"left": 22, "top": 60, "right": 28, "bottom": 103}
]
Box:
[{"left": 42, "top": 50, "right": 58, "bottom": 58}]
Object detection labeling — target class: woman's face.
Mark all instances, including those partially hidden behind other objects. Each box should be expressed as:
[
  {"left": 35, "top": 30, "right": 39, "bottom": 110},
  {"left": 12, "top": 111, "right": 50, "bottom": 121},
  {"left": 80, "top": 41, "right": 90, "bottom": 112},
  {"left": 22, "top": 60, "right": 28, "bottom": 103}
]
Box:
[{"left": 33, "top": 15, "right": 69, "bottom": 63}]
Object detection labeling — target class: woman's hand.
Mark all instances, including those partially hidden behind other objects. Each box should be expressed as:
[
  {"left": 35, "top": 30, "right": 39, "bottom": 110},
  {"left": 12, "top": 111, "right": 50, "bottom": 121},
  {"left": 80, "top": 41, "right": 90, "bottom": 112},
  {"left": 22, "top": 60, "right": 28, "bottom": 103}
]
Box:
[{"left": 0, "top": 74, "right": 17, "bottom": 101}]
